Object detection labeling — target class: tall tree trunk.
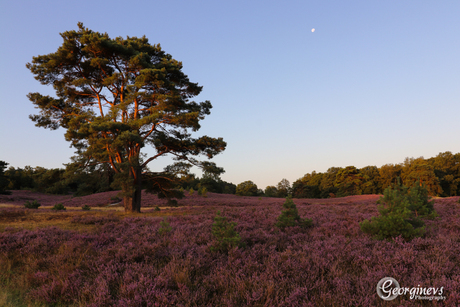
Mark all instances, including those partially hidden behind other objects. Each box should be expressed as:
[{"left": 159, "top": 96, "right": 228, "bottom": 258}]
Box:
[{"left": 123, "top": 167, "right": 142, "bottom": 213}]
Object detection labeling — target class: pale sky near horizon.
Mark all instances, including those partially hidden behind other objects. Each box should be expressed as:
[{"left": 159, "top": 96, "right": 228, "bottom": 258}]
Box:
[{"left": 1, "top": 0, "right": 459, "bottom": 189}]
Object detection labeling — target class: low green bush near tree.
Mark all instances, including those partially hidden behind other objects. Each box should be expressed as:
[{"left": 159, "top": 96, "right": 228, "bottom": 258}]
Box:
[
  {"left": 52, "top": 203, "right": 66, "bottom": 211},
  {"left": 24, "top": 200, "right": 41, "bottom": 209},
  {"left": 360, "top": 181, "right": 437, "bottom": 241}
]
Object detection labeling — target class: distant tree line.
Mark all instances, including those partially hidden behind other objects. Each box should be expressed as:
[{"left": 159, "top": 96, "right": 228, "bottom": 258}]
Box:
[
  {"left": 3, "top": 161, "right": 115, "bottom": 196},
  {"left": 291, "top": 152, "right": 460, "bottom": 198},
  {"left": 233, "top": 151, "right": 460, "bottom": 198},
  {"left": 1, "top": 160, "right": 236, "bottom": 196},
  {"left": 2, "top": 151, "right": 459, "bottom": 198}
]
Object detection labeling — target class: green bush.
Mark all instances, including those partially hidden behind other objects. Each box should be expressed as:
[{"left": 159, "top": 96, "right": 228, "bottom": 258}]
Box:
[
  {"left": 211, "top": 211, "right": 244, "bottom": 252},
  {"left": 24, "top": 200, "right": 41, "bottom": 209},
  {"left": 201, "top": 187, "right": 208, "bottom": 198},
  {"left": 52, "top": 203, "right": 66, "bottom": 211},
  {"left": 189, "top": 188, "right": 194, "bottom": 196},
  {"left": 154, "top": 206, "right": 161, "bottom": 211},
  {"left": 360, "top": 181, "right": 436, "bottom": 241},
  {"left": 158, "top": 217, "right": 172, "bottom": 236},
  {"left": 82, "top": 205, "right": 91, "bottom": 211},
  {"left": 275, "top": 197, "right": 313, "bottom": 230},
  {"left": 360, "top": 206, "right": 425, "bottom": 241}
]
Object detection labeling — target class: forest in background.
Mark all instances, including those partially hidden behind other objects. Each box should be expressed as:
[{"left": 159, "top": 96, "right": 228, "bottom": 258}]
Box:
[
  {"left": 1, "top": 151, "right": 459, "bottom": 199},
  {"left": 290, "top": 151, "right": 460, "bottom": 199}
]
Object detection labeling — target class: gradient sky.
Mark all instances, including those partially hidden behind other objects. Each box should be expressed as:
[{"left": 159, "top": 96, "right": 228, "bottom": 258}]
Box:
[{"left": 1, "top": 0, "right": 459, "bottom": 189}]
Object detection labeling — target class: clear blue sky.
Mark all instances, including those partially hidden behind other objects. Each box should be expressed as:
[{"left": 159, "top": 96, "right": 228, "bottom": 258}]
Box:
[{"left": 1, "top": 0, "right": 459, "bottom": 189}]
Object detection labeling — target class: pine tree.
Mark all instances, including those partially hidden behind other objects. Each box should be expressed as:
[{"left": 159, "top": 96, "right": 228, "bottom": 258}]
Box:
[
  {"left": 275, "top": 197, "right": 312, "bottom": 230},
  {"left": 26, "top": 23, "right": 226, "bottom": 212},
  {"left": 211, "top": 211, "right": 243, "bottom": 252},
  {"left": 360, "top": 180, "right": 436, "bottom": 240}
]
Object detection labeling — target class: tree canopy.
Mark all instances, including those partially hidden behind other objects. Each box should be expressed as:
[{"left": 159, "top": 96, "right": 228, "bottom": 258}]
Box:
[
  {"left": 27, "top": 23, "right": 226, "bottom": 212},
  {"left": 292, "top": 152, "right": 460, "bottom": 199},
  {"left": 236, "top": 180, "right": 259, "bottom": 196},
  {"left": 0, "top": 161, "right": 11, "bottom": 195}
]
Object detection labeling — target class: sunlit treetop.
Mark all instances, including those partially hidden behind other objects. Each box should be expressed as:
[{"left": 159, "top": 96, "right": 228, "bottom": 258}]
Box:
[{"left": 27, "top": 23, "right": 226, "bottom": 212}]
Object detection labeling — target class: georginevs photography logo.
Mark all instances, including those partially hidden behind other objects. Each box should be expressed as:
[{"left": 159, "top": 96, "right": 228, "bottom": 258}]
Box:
[{"left": 377, "top": 277, "right": 445, "bottom": 301}]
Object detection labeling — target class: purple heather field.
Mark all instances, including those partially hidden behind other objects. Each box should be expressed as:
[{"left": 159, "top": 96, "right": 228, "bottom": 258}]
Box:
[{"left": 1, "top": 191, "right": 459, "bottom": 306}]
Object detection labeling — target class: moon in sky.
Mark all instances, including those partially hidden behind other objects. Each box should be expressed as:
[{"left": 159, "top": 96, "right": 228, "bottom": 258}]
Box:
[{"left": 311, "top": 28, "right": 315, "bottom": 33}]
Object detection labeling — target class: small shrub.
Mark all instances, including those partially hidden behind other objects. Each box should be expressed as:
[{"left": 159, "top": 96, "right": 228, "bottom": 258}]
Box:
[
  {"left": 155, "top": 206, "right": 161, "bottom": 211},
  {"left": 359, "top": 207, "right": 425, "bottom": 241},
  {"left": 275, "top": 197, "right": 313, "bottom": 230},
  {"left": 201, "top": 187, "right": 208, "bottom": 198},
  {"left": 24, "top": 200, "right": 41, "bottom": 209},
  {"left": 360, "top": 181, "right": 435, "bottom": 241},
  {"left": 189, "top": 188, "right": 194, "bottom": 195},
  {"left": 211, "top": 211, "right": 244, "bottom": 253},
  {"left": 82, "top": 205, "right": 91, "bottom": 211},
  {"left": 158, "top": 217, "right": 172, "bottom": 235},
  {"left": 52, "top": 203, "right": 66, "bottom": 211}
]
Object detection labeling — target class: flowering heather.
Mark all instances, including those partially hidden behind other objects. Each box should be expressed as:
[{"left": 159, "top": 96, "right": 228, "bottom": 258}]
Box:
[{"left": 1, "top": 192, "right": 459, "bottom": 306}]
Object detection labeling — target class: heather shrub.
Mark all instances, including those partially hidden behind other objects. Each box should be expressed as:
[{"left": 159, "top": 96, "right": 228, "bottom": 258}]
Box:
[
  {"left": 0, "top": 207, "right": 27, "bottom": 219},
  {"left": 158, "top": 217, "right": 172, "bottom": 235},
  {"left": 211, "top": 211, "right": 243, "bottom": 252},
  {"left": 82, "top": 204, "right": 91, "bottom": 211},
  {"left": 0, "top": 196, "right": 459, "bottom": 306},
  {"left": 24, "top": 200, "right": 41, "bottom": 209},
  {"left": 71, "top": 214, "right": 119, "bottom": 225},
  {"left": 51, "top": 203, "right": 66, "bottom": 211},
  {"left": 275, "top": 197, "right": 313, "bottom": 230},
  {"left": 360, "top": 181, "right": 435, "bottom": 240}
]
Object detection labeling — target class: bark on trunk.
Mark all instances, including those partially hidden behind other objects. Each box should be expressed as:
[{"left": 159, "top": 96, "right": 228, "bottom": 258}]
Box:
[{"left": 123, "top": 168, "right": 142, "bottom": 213}]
